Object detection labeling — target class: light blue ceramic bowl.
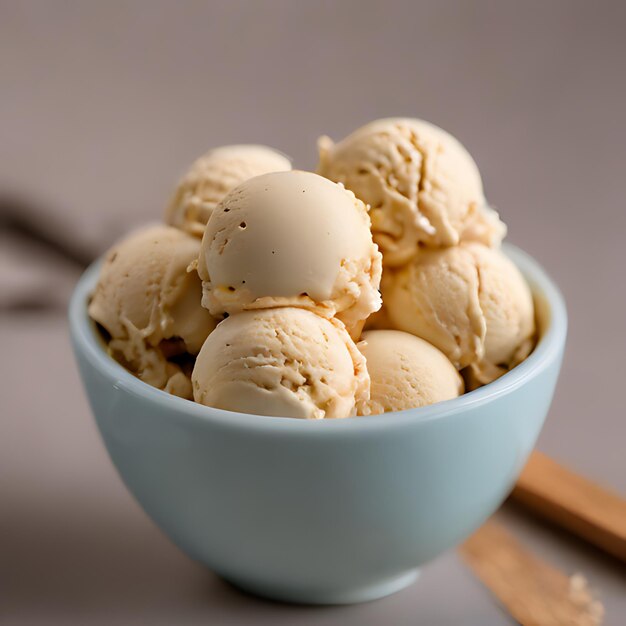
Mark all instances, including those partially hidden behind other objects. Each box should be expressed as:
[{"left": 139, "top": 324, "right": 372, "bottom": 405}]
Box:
[{"left": 69, "top": 244, "right": 566, "bottom": 605}]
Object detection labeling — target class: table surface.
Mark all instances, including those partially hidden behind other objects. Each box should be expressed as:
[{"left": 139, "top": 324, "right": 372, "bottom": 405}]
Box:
[
  {"left": 1, "top": 316, "right": 625, "bottom": 625},
  {"left": 1, "top": 1, "right": 625, "bottom": 624}
]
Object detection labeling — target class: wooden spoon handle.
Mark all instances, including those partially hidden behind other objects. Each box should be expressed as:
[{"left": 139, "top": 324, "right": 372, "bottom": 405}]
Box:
[
  {"left": 460, "top": 520, "right": 604, "bottom": 626},
  {"left": 511, "top": 451, "right": 626, "bottom": 562}
]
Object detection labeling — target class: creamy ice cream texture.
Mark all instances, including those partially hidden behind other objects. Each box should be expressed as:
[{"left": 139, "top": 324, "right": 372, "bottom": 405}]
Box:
[
  {"left": 197, "top": 170, "right": 382, "bottom": 336},
  {"left": 88, "top": 225, "right": 217, "bottom": 398},
  {"left": 88, "top": 117, "right": 537, "bottom": 416},
  {"left": 318, "top": 118, "right": 506, "bottom": 266},
  {"left": 192, "top": 308, "right": 369, "bottom": 419},
  {"left": 165, "top": 144, "right": 291, "bottom": 237},
  {"left": 383, "top": 243, "right": 535, "bottom": 383},
  {"left": 360, "top": 330, "right": 463, "bottom": 414}
]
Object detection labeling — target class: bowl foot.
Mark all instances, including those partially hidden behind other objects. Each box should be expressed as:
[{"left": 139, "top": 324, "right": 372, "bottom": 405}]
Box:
[{"left": 224, "top": 569, "right": 420, "bottom": 605}]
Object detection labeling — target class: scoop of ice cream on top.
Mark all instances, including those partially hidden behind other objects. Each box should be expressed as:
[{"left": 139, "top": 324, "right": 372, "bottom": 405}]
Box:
[
  {"left": 197, "top": 170, "right": 382, "bottom": 337},
  {"left": 165, "top": 144, "right": 291, "bottom": 237},
  {"left": 382, "top": 243, "right": 535, "bottom": 383},
  {"left": 359, "top": 330, "right": 463, "bottom": 414},
  {"left": 88, "top": 225, "right": 218, "bottom": 398},
  {"left": 318, "top": 118, "right": 506, "bottom": 266},
  {"left": 192, "top": 307, "right": 369, "bottom": 419}
]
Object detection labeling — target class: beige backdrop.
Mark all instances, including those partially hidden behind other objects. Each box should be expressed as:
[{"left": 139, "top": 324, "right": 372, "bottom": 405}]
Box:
[{"left": 1, "top": 2, "right": 625, "bottom": 624}]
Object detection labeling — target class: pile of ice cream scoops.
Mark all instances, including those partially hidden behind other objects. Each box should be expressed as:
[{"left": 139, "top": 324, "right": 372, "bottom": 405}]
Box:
[{"left": 89, "top": 118, "right": 536, "bottom": 419}]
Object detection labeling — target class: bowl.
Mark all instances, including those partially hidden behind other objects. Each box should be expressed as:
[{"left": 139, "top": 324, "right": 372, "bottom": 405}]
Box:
[{"left": 69, "top": 243, "right": 567, "bottom": 605}]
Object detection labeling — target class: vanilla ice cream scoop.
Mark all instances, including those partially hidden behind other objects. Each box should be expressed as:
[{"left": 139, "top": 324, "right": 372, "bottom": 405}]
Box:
[
  {"left": 192, "top": 308, "right": 369, "bottom": 419},
  {"left": 383, "top": 243, "right": 535, "bottom": 383},
  {"left": 166, "top": 145, "right": 291, "bottom": 237},
  {"left": 89, "top": 225, "right": 218, "bottom": 398},
  {"left": 197, "top": 170, "right": 382, "bottom": 336},
  {"left": 360, "top": 330, "right": 463, "bottom": 414},
  {"left": 318, "top": 118, "right": 506, "bottom": 266}
]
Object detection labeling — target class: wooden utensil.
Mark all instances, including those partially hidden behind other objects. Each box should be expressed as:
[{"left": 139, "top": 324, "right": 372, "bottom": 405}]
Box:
[
  {"left": 460, "top": 520, "right": 604, "bottom": 626},
  {"left": 511, "top": 451, "right": 626, "bottom": 563}
]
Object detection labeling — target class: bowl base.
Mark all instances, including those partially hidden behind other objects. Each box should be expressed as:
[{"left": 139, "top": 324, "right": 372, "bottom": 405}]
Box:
[{"left": 224, "top": 569, "right": 420, "bottom": 605}]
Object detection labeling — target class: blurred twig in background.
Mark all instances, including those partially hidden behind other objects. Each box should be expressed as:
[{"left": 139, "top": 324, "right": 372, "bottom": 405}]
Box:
[
  {"left": 0, "top": 195, "right": 94, "bottom": 269},
  {"left": 0, "top": 195, "right": 94, "bottom": 312}
]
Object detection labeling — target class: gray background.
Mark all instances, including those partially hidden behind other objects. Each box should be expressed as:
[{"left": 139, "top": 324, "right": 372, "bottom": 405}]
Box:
[{"left": 1, "top": 1, "right": 625, "bottom": 624}]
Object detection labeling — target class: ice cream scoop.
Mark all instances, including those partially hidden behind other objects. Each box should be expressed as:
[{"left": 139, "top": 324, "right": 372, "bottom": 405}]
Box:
[
  {"left": 359, "top": 330, "right": 463, "bottom": 414},
  {"left": 383, "top": 243, "right": 535, "bottom": 383},
  {"left": 318, "top": 118, "right": 506, "bottom": 266},
  {"left": 197, "top": 170, "right": 382, "bottom": 336},
  {"left": 88, "top": 225, "right": 217, "bottom": 398},
  {"left": 166, "top": 144, "right": 291, "bottom": 237},
  {"left": 192, "top": 308, "right": 369, "bottom": 419}
]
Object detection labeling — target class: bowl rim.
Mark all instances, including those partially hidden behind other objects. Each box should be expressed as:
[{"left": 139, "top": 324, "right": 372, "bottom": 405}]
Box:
[{"left": 69, "top": 242, "right": 567, "bottom": 434}]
